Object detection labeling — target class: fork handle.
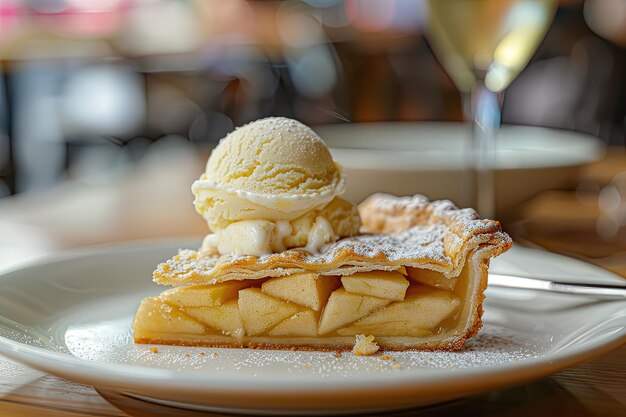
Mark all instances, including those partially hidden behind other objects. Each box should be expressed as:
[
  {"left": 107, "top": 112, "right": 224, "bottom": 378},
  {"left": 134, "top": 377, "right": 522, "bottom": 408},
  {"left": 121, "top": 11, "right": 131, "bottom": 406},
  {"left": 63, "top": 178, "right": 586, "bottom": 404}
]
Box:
[{"left": 488, "top": 273, "right": 626, "bottom": 300}]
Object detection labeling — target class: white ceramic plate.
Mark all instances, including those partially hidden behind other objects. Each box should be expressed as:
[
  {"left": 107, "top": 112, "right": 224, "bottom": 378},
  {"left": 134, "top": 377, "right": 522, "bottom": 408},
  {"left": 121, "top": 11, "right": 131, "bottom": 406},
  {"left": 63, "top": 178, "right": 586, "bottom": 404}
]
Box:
[
  {"left": 0, "top": 241, "right": 624, "bottom": 415},
  {"left": 318, "top": 123, "right": 604, "bottom": 215}
]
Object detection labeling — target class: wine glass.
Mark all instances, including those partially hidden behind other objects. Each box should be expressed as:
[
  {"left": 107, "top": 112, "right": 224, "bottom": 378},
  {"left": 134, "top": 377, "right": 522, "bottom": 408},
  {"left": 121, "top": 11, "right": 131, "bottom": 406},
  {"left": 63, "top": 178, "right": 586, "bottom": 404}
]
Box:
[{"left": 424, "top": 0, "right": 558, "bottom": 217}]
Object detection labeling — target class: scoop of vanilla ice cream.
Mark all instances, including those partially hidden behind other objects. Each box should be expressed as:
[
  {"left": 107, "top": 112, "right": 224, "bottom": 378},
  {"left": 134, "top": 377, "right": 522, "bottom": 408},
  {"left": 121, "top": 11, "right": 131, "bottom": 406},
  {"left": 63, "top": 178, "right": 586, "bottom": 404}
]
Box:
[
  {"left": 193, "top": 117, "right": 360, "bottom": 256},
  {"left": 206, "top": 117, "right": 341, "bottom": 196},
  {"left": 194, "top": 117, "right": 344, "bottom": 231}
]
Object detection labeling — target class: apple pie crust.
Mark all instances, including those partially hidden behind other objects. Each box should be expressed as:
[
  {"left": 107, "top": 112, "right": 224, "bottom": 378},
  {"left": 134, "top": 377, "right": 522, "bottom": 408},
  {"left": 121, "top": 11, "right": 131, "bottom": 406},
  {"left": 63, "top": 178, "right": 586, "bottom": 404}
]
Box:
[{"left": 133, "top": 194, "right": 512, "bottom": 351}]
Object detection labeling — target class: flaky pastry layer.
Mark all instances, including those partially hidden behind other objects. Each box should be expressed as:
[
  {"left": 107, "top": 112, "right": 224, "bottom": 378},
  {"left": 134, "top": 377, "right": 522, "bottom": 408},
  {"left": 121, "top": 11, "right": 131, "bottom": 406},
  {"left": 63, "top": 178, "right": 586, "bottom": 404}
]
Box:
[{"left": 153, "top": 194, "right": 511, "bottom": 285}]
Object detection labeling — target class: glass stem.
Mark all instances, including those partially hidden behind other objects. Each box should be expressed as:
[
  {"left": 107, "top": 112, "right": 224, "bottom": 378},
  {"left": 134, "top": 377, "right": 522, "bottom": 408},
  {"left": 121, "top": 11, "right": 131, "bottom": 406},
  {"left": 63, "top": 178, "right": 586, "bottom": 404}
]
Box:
[{"left": 471, "top": 83, "right": 500, "bottom": 218}]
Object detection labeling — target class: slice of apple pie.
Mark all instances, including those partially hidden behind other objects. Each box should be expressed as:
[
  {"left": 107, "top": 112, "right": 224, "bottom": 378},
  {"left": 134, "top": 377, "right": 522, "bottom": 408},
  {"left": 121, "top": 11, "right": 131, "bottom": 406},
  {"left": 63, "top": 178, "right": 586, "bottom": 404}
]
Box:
[{"left": 133, "top": 193, "right": 511, "bottom": 351}]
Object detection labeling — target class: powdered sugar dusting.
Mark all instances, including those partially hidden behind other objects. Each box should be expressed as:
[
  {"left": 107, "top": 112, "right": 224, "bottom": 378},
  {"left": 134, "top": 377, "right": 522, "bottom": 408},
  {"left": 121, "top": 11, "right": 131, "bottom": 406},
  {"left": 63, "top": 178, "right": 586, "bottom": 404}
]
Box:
[
  {"left": 362, "top": 193, "right": 499, "bottom": 238},
  {"left": 153, "top": 223, "right": 451, "bottom": 284}
]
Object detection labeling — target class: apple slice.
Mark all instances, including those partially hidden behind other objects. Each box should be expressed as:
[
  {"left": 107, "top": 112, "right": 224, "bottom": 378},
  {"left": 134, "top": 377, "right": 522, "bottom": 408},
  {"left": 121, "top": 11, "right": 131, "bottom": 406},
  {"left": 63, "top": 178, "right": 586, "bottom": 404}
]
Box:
[
  {"left": 341, "top": 270, "right": 409, "bottom": 300},
  {"left": 406, "top": 267, "right": 458, "bottom": 291},
  {"left": 184, "top": 300, "right": 245, "bottom": 339},
  {"left": 268, "top": 309, "right": 318, "bottom": 337},
  {"left": 318, "top": 289, "right": 390, "bottom": 335},
  {"left": 133, "top": 297, "right": 206, "bottom": 334},
  {"left": 347, "top": 285, "right": 461, "bottom": 332},
  {"left": 238, "top": 288, "right": 301, "bottom": 336},
  {"left": 160, "top": 281, "right": 256, "bottom": 307},
  {"left": 262, "top": 273, "right": 340, "bottom": 311}
]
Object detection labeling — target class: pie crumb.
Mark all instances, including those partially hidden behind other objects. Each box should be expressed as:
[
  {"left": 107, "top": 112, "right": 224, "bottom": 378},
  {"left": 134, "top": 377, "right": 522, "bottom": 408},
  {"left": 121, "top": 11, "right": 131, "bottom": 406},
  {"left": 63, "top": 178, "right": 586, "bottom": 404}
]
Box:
[
  {"left": 380, "top": 355, "right": 395, "bottom": 361},
  {"left": 149, "top": 347, "right": 159, "bottom": 353},
  {"left": 185, "top": 353, "right": 191, "bottom": 357},
  {"left": 352, "top": 334, "right": 380, "bottom": 356},
  {"left": 391, "top": 364, "right": 402, "bottom": 370},
  {"left": 213, "top": 351, "right": 219, "bottom": 357},
  {"left": 303, "top": 364, "right": 311, "bottom": 369},
  {"left": 334, "top": 351, "right": 342, "bottom": 358},
  {"left": 200, "top": 352, "right": 206, "bottom": 356}
]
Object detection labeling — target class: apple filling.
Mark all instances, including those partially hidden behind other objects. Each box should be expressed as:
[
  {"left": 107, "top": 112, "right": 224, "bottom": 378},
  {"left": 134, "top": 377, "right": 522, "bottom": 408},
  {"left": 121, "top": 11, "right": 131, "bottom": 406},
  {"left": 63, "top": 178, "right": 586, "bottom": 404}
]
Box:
[{"left": 134, "top": 267, "right": 466, "bottom": 343}]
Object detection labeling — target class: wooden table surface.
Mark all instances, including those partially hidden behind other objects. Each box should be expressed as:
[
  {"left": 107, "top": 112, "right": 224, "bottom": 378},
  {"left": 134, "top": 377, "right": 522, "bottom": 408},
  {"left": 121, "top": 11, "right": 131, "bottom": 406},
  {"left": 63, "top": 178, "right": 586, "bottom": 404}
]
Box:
[{"left": 0, "top": 149, "right": 624, "bottom": 416}]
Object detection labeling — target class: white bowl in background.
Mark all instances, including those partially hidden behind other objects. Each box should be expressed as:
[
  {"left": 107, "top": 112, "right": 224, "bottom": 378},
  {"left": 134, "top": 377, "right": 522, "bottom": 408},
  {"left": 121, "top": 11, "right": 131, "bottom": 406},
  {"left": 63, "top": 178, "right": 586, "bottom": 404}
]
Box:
[{"left": 317, "top": 122, "right": 604, "bottom": 219}]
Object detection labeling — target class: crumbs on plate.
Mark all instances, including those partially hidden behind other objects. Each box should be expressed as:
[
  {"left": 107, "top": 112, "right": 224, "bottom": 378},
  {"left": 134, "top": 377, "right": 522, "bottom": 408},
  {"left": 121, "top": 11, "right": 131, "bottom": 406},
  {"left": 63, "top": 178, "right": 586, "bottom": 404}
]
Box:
[{"left": 352, "top": 335, "right": 380, "bottom": 356}]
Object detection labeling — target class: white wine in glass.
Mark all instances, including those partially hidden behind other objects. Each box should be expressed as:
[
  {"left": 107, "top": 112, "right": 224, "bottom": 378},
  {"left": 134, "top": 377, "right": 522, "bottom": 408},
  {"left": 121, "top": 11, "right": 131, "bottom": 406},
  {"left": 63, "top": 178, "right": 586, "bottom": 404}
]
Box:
[{"left": 425, "top": 0, "right": 557, "bottom": 217}]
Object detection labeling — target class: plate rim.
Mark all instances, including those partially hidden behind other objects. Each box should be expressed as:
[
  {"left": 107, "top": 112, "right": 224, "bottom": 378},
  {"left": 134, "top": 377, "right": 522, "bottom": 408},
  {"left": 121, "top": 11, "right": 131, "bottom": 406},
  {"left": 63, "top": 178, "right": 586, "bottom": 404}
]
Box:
[
  {"left": 0, "top": 241, "right": 624, "bottom": 396},
  {"left": 0, "top": 325, "right": 624, "bottom": 395}
]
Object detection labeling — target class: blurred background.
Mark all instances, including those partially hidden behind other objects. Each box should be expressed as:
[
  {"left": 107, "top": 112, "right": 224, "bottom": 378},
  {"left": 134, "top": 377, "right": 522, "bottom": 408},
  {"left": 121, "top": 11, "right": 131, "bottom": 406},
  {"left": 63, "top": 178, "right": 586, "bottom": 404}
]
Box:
[{"left": 0, "top": 0, "right": 625, "bottom": 276}]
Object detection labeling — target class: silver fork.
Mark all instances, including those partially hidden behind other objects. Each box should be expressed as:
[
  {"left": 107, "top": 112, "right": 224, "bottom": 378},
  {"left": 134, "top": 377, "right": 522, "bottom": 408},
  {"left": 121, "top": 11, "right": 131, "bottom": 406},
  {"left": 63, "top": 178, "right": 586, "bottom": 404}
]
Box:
[{"left": 488, "top": 273, "right": 626, "bottom": 300}]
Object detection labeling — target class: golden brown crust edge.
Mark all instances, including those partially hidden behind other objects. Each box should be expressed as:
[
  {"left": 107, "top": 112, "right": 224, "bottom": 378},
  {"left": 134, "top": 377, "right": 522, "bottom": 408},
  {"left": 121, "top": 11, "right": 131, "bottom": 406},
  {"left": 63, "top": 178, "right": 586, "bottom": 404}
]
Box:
[
  {"left": 359, "top": 193, "right": 511, "bottom": 266},
  {"left": 134, "top": 337, "right": 468, "bottom": 352}
]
